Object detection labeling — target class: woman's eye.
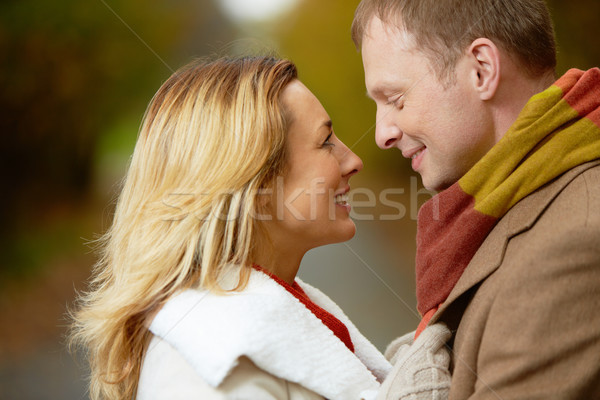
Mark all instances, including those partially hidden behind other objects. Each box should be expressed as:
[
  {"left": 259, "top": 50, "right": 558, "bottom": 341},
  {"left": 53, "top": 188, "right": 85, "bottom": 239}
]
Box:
[{"left": 323, "top": 132, "right": 335, "bottom": 147}]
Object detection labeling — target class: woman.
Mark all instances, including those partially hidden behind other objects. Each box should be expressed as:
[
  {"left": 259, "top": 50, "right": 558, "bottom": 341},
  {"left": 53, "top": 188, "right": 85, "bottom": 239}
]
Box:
[
  {"left": 70, "top": 56, "right": 392, "bottom": 399},
  {"left": 71, "top": 56, "right": 452, "bottom": 400}
]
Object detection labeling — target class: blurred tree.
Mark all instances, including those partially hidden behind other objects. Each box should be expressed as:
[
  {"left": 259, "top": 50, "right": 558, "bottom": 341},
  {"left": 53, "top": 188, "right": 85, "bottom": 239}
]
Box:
[
  {"left": 547, "top": 0, "right": 600, "bottom": 74},
  {"left": 0, "top": 0, "right": 235, "bottom": 275}
]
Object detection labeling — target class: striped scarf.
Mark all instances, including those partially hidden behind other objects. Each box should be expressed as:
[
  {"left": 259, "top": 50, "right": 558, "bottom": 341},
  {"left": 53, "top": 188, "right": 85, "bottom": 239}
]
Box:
[{"left": 415, "top": 68, "right": 600, "bottom": 336}]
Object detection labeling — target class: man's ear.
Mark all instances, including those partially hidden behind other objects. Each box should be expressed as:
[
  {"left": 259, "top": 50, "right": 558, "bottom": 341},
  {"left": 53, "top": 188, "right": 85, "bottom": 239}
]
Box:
[{"left": 467, "top": 38, "right": 501, "bottom": 101}]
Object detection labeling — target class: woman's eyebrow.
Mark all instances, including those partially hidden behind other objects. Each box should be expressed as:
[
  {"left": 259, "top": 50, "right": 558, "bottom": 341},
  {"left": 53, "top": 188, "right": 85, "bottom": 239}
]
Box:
[
  {"left": 315, "top": 119, "right": 333, "bottom": 134},
  {"left": 315, "top": 119, "right": 332, "bottom": 140}
]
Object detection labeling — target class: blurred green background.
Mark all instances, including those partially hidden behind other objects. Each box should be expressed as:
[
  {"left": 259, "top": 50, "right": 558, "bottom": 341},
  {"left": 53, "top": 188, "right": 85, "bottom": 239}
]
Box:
[{"left": 0, "top": 0, "right": 598, "bottom": 398}]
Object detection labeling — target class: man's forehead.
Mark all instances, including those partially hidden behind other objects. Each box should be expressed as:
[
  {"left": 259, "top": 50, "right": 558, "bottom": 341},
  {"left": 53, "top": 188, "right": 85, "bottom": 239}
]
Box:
[
  {"left": 362, "top": 16, "right": 422, "bottom": 92},
  {"left": 362, "top": 15, "right": 416, "bottom": 51}
]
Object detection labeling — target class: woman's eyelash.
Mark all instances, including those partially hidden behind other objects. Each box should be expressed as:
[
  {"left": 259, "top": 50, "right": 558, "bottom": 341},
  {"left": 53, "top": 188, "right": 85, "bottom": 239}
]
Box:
[{"left": 323, "top": 132, "right": 334, "bottom": 147}]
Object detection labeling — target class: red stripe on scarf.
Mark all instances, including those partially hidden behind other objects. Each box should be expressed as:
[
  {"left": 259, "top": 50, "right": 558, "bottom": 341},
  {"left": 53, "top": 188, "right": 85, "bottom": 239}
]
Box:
[
  {"left": 556, "top": 68, "right": 600, "bottom": 127},
  {"left": 253, "top": 265, "right": 355, "bottom": 353},
  {"left": 416, "top": 184, "right": 497, "bottom": 316}
]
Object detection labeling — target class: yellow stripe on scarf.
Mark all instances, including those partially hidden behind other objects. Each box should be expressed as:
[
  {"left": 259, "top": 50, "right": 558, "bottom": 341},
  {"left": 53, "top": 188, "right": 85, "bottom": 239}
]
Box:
[{"left": 459, "top": 84, "right": 600, "bottom": 218}]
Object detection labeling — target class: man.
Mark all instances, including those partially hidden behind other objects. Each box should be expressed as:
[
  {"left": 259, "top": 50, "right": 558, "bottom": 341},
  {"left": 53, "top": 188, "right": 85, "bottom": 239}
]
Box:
[{"left": 352, "top": 0, "right": 600, "bottom": 398}]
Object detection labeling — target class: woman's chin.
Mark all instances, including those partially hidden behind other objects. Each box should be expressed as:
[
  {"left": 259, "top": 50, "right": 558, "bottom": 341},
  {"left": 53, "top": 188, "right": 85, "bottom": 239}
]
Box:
[{"left": 327, "top": 220, "right": 357, "bottom": 245}]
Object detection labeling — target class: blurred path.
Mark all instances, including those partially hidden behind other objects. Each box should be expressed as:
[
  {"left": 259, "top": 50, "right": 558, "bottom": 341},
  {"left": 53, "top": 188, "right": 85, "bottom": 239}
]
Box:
[
  {"left": 0, "top": 257, "right": 90, "bottom": 400},
  {"left": 299, "top": 219, "right": 420, "bottom": 351},
  {"left": 0, "top": 343, "right": 86, "bottom": 400}
]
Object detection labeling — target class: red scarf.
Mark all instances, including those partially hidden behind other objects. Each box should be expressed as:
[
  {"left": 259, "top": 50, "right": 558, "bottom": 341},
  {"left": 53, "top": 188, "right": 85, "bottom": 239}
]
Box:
[
  {"left": 253, "top": 265, "right": 355, "bottom": 352},
  {"left": 415, "top": 68, "right": 600, "bottom": 338}
]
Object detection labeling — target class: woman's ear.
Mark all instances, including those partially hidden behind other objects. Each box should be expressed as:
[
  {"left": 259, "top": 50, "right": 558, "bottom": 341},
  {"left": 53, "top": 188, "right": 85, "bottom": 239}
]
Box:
[{"left": 467, "top": 38, "right": 501, "bottom": 101}]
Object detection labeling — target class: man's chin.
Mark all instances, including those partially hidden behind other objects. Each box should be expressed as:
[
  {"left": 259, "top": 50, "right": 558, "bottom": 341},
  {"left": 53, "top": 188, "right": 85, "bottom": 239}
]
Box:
[{"left": 422, "top": 175, "right": 453, "bottom": 193}]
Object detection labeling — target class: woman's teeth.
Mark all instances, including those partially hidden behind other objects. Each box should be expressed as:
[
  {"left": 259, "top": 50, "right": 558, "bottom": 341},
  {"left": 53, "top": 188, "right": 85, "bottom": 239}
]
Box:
[{"left": 335, "top": 193, "right": 348, "bottom": 205}]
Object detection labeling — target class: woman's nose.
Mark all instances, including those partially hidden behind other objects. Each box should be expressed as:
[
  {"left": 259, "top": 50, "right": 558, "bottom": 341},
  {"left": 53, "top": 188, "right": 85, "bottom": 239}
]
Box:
[{"left": 339, "top": 144, "right": 363, "bottom": 178}]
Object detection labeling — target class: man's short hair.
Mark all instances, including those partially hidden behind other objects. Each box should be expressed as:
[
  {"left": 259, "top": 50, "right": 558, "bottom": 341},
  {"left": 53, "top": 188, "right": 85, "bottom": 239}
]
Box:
[{"left": 352, "top": 0, "right": 557, "bottom": 82}]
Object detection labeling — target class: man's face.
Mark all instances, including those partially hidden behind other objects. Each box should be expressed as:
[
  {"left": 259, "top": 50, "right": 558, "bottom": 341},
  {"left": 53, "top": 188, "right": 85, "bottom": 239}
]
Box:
[{"left": 362, "top": 17, "right": 497, "bottom": 191}]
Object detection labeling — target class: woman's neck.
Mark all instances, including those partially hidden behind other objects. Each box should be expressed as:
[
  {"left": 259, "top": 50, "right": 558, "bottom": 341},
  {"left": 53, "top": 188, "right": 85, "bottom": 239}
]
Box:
[{"left": 253, "top": 246, "right": 304, "bottom": 285}]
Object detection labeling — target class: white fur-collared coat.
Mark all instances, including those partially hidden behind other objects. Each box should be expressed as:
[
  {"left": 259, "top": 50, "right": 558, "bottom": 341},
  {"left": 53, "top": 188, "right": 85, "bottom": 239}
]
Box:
[{"left": 137, "top": 268, "right": 392, "bottom": 399}]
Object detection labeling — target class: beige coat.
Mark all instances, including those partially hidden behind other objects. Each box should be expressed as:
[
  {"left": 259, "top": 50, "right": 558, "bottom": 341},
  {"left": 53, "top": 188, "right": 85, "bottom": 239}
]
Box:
[{"left": 426, "top": 161, "right": 600, "bottom": 399}]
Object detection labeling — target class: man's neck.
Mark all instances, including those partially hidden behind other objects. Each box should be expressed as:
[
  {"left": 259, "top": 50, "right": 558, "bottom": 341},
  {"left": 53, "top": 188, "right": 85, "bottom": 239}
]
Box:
[{"left": 493, "top": 69, "right": 557, "bottom": 143}]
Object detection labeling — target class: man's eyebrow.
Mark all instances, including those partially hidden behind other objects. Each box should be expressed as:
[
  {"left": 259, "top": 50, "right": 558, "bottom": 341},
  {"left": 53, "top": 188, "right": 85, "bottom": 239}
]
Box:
[
  {"left": 366, "top": 83, "right": 408, "bottom": 100},
  {"left": 365, "top": 88, "right": 388, "bottom": 100}
]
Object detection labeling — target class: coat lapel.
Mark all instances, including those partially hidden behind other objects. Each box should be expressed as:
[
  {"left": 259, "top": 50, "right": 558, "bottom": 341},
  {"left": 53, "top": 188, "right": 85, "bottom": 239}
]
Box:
[
  {"left": 149, "top": 269, "right": 390, "bottom": 399},
  {"left": 431, "top": 160, "right": 600, "bottom": 324},
  {"left": 299, "top": 280, "right": 392, "bottom": 383}
]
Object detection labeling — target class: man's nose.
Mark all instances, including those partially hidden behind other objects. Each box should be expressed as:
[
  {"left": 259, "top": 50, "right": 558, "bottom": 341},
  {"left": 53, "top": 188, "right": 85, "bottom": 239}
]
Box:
[{"left": 375, "top": 108, "right": 402, "bottom": 149}]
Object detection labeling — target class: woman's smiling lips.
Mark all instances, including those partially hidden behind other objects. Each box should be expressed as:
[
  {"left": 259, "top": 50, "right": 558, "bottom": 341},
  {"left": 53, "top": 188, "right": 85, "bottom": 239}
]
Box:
[{"left": 334, "top": 187, "right": 351, "bottom": 213}]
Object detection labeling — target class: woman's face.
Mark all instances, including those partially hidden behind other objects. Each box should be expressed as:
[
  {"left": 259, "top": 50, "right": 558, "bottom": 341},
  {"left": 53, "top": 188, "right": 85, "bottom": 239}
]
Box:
[{"left": 265, "top": 80, "right": 363, "bottom": 254}]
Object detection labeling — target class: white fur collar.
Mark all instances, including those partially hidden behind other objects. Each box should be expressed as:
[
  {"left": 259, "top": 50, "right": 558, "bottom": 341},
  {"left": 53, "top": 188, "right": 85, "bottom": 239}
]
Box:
[{"left": 149, "top": 269, "right": 391, "bottom": 399}]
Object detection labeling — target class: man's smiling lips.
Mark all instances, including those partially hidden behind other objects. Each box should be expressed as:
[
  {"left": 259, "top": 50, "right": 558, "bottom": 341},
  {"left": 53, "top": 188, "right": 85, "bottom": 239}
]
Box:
[{"left": 402, "top": 146, "right": 427, "bottom": 171}]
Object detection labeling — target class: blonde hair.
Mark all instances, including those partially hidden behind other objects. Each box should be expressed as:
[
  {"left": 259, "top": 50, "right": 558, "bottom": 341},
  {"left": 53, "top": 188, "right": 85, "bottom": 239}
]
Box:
[
  {"left": 351, "top": 0, "right": 556, "bottom": 82},
  {"left": 69, "top": 56, "right": 298, "bottom": 399}
]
